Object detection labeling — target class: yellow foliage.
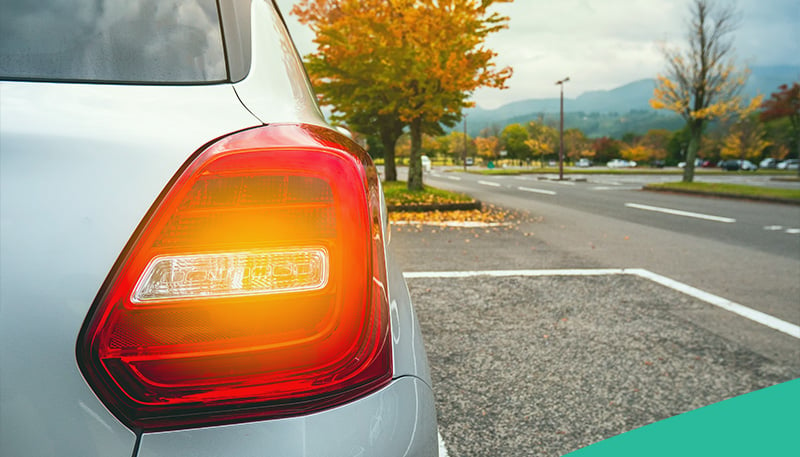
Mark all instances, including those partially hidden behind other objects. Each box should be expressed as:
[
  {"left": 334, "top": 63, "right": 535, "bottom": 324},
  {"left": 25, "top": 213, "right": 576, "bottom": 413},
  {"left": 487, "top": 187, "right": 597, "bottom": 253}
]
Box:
[
  {"left": 720, "top": 116, "right": 771, "bottom": 161},
  {"left": 296, "top": 0, "right": 513, "bottom": 127},
  {"left": 475, "top": 136, "right": 500, "bottom": 159},
  {"left": 620, "top": 144, "right": 661, "bottom": 162},
  {"left": 524, "top": 138, "right": 552, "bottom": 155}
]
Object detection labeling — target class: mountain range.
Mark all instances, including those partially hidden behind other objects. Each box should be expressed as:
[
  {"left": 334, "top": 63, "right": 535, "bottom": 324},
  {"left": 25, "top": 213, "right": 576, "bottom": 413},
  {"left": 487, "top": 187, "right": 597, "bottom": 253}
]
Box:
[{"left": 464, "top": 66, "right": 799, "bottom": 138}]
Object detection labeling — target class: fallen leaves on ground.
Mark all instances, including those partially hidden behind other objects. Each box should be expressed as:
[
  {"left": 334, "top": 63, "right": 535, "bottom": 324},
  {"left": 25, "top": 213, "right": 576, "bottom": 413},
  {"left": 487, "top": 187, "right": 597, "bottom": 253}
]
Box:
[{"left": 389, "top": 205, "right": 522, "bottom": 230}]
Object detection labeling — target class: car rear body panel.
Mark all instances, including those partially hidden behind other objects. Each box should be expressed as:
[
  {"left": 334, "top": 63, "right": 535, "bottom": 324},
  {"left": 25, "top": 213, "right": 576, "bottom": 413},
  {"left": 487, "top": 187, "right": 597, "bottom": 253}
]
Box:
[
  {"left": 0, "top": 81, "right": 261, "bottom": 456},
  {"left": 136, "top": 377, "right": 436, "bottom": 457},
  {"left": 232, "top": 0, "right": 327, "bottom": 126},
  {"left": 1, "top": 1, "right": 437, "bottom": 455}
]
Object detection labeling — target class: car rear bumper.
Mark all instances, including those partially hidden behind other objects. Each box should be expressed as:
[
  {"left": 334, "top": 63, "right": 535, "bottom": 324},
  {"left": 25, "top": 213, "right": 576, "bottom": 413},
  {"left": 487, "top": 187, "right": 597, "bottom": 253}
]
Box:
[{"left": 136, "top": 376, "right": 438, "bottom": 457}]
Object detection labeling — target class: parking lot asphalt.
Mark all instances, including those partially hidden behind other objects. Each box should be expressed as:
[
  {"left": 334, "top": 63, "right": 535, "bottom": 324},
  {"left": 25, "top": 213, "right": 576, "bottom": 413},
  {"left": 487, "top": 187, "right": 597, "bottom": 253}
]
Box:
[{"left": 390, "top": 219, "right": 800, "bottom": 457}]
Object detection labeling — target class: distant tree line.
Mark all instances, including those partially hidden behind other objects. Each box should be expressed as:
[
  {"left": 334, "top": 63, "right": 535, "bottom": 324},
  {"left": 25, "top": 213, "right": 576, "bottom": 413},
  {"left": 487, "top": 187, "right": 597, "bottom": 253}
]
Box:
[{"left": 372, "top": 81, "right": 798, "bottom": 169}]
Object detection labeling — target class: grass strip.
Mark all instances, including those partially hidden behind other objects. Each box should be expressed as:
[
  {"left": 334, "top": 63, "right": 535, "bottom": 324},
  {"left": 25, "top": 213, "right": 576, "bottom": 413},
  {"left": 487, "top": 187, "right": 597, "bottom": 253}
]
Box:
[
  {"left": 466, "top": 168, "right": 795, "bottom": 176},
  {"left": 644, "top": 182, "right": 800, "bottom": 203},
  {"left": 382, "top": 180, "right": 474, "bottom": 206}
]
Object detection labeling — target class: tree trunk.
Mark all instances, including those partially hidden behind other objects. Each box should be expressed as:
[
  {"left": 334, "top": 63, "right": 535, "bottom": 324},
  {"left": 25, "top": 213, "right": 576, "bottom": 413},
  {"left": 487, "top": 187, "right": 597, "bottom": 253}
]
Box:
[
  {"left": 408, "top": 118, "right": 424, "bottom": 191},
  {"left": 378, "top": 117, "right": 404, "bottom": 182},
  {"left": 381, "top": 130, "right": 398, "bottom": 182},
  {"left": 682, "top": 121, "right": 703, "bottom": 183}
]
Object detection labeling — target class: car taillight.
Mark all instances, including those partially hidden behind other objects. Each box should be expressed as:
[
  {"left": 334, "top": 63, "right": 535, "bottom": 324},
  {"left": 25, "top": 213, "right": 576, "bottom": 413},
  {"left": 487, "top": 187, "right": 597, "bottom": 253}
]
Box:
[{"left": 77, "top": 124, "right": 392, "bottom": 430}]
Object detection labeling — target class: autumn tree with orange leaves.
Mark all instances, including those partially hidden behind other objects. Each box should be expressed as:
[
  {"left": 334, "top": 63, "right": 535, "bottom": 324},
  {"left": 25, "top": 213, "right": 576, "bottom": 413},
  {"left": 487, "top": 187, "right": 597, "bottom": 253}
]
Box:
[
  {"left": 650, "top": 0, "right": 749, "bottom": 182},
  {"left": 293, "top": 0, "right": 512, "bottom": 190}
]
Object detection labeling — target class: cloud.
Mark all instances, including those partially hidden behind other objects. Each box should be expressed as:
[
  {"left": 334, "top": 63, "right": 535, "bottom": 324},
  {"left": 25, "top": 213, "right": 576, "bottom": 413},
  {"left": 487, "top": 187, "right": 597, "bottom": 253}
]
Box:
[{"left": 276, "top": 0, "right": 799, "bottom": 110}]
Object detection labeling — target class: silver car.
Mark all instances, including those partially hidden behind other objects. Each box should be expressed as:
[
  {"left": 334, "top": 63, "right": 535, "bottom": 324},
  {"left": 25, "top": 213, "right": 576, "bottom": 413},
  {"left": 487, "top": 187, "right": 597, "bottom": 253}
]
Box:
[{"left": 0, "top": 1, "right": 437, "bottom": 455}]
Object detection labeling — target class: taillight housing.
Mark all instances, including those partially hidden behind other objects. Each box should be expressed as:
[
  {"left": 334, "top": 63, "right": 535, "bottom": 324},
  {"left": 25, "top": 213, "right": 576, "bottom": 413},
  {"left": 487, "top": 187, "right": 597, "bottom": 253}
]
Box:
[{"left": 77, "top": 124, "right": 392, "bottom": 430}]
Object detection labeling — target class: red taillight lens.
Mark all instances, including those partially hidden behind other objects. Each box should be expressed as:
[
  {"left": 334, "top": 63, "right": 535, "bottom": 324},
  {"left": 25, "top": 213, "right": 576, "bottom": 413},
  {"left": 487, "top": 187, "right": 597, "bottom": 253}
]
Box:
[{"left": 77, "top": 124, "right": 392, "bottom": 430}]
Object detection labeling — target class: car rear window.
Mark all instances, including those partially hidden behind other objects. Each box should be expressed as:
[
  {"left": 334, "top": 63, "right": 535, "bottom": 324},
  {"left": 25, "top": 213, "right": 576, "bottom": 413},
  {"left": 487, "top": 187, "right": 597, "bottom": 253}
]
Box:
[{"left": 0, "top": 0, "right": 227, "bottom": 83}]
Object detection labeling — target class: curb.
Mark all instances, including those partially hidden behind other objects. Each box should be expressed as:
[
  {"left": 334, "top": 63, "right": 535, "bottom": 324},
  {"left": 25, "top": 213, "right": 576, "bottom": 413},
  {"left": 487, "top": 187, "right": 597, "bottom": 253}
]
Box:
[
  {"left": 387, "top": 200, "right": 482, "bottom": 213},
  {"left": 770, "top": 177, "right": 800, "bottom": 183},
  {"left": 642, "top": 187, "right": 800, "bottom": 206}
]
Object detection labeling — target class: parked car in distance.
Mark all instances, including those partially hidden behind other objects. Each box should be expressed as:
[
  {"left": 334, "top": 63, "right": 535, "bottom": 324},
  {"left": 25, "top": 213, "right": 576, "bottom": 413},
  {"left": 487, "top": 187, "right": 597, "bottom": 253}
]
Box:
[
  {"left": 576, "top": 158, "right": 592, "bottom": 167},
  {"left": 720, "top": 159, "right": 758, "bottom": 171},
  {"left": 678, "top": 158, "right": 704, "bottom": 168},
  {"left": 465, "top": 156, "right": 475, "bottom": 166},
  {"left": 741, "top": 160, "right": 758, "bottom": 171},
  {"left": 777, "top": 159, "right": 799, "bottom": 170},
  {"left": 759, "top": 158, "right": 778, "bottom": 169},
  {"left": 0, "top": 1, "right": 438, "bottom": 456},
  {"left": 607, "top": 159, "right": 636, "bottom": 168}
]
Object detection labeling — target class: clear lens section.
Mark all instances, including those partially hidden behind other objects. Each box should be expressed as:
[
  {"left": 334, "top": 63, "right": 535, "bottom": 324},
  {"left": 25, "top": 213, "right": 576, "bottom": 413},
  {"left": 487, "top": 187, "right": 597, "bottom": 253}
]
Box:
[{"left": 133, "top": 247, "right": 329, "bottom": 302}]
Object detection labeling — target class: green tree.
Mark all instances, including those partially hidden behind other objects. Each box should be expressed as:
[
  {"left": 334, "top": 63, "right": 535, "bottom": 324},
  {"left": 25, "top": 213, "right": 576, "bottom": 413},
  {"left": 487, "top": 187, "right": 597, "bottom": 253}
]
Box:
[
  {"left": 525, "top": 121, "right": 557, "bottom": 166},
  {"left": 650, "top": 0, "right": 750, "bottom": 182},
  {"left": 500, "top": 123, "right": 531, "bottom": 162},
  {"left": 294, "top": 0, "right": 512, "bottom": 190},
  {"left": 666, "top": 127, "right": 691, "bottom": 164},
  {"left": 446, "top": 131, "right": 475, "bottom": 163},
  {"left": 292, "top": 3, "right": 405, "bottom": 180}
]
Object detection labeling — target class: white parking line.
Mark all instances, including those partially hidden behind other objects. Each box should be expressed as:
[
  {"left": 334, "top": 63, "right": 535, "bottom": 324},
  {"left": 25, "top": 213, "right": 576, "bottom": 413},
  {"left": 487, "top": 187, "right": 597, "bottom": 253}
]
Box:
[
  {"left": 518, "top": 186, "right": 557, "bottom": 196},
  {"left": 446, "top": 176, "right": 462, "bottom": 181},
  {"left": 554, "top": 180, "right": 576, "bottom": 186},
  {"left": 478, "top": 180, "right": 501, "bottom": 187},
  {"left": 439, "top": 431, "right": 450, "bottom": 457},
  {"left": 625, "top": 203, "right": 736, "bottom": 223},
  {"left": 404, "top": 269, "right": 800, "bottom": 339}
]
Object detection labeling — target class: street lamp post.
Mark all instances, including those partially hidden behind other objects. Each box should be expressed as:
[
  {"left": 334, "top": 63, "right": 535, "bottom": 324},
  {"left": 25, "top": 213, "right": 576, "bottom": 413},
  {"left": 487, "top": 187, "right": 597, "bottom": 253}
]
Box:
[
  {"left": 463, "top": 113, "right": 468, "bottom": 171},
  {"left": 555, "top": 77, "right": 570, "bottom": 180}
]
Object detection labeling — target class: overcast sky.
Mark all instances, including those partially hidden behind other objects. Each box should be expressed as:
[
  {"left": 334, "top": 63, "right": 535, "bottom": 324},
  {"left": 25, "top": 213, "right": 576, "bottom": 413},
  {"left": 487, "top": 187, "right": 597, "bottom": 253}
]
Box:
[{"left": 275, "top": 0, "right": 799, "bottom": 109}]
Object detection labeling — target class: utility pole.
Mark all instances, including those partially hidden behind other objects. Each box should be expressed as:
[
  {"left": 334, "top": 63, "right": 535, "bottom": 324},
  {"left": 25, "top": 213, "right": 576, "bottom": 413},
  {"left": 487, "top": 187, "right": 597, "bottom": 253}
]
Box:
[{"left": 556, "top": 77, "right": 570, "bottom": 180}]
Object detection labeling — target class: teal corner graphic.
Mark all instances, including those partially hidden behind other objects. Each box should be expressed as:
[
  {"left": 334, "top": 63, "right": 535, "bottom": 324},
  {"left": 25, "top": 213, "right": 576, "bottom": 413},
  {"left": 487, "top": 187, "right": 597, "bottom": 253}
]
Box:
[{"left": 567, "top": 379, "right": 800, "bottom": 457}]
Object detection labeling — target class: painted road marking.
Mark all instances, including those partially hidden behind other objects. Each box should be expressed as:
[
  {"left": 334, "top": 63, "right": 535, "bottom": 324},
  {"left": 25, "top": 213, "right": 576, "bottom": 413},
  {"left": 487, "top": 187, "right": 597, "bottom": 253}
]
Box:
[
  {"left": 554, "top": 180, "right": 576, "bottom": 186},
  {"left": 625, "top": 203, "right": 736, "bottom": 224},
  {"left": 446, "top": 176, "right": 462, "bottom": 181},
  {"left": 478, "top": 180, "right": 501, "bottom": 187},
  {"left": 404, "top": 269, "right": 800, "bottom": 339},
  {"left": 518, "top": 186, "right": 557, "bottom": 196},
  {"left": 764, "top": 225, "right": 800, "bottom": 234},
  {"left": 439, "top": 431, "right": 450, "bottom": 457}
]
